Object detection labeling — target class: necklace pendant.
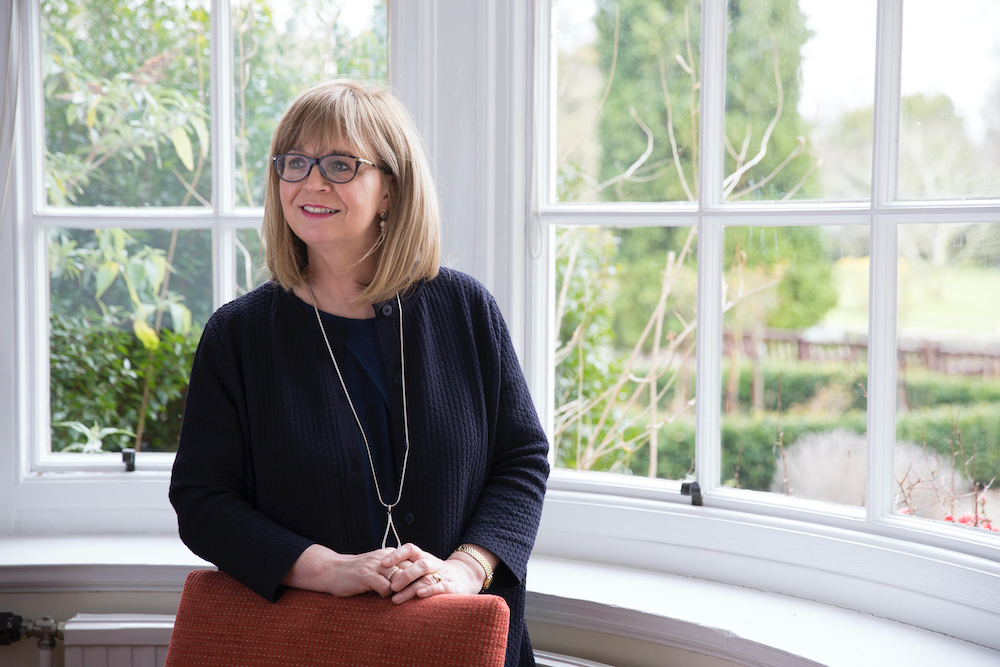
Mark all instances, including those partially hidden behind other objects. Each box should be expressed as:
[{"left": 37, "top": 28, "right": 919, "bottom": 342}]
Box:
[{"left": 381, "top": 509, "right": 401, "bottom": 549}]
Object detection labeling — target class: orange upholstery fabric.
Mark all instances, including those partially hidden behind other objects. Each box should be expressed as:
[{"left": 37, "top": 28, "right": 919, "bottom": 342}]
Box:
[{"left": 165, "top": 570, "right": 510, "bottom": 667}]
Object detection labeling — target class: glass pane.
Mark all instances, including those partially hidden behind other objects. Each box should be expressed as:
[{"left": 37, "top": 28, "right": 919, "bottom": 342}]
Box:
[
  {"left": 720, "top": 226, "right": 870, "bottom": 505},
  {"left": 41, "top": 0, "right": 211, "bottom": 206},
  {"left": 895, "top": 224, "right": 1000, "bottom": 535},
  {"left": 233, "top": 0, "right": 388, "bottom": 207},
  {"left": 724, "top": 0, "right": 875, "bottom": 202},
  {"left": 554, "top": 0, "right": 702, "bottom": 203},
  {"left": 899, "top": 1, "right": 1000, "bottom": 200},
  {"left": 553, "top": 226, "right": 698, "bottom": 479},
  {"left": 236, "top": 227, "right": 270, "bottom": 296},
  {"left": 49, "top": 228, "right": 212, "bottom": 453}
]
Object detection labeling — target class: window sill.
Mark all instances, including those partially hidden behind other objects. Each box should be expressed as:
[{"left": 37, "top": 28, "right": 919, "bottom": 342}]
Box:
[
  {"left": 526, "top": 556, "right": 1000, "bottom": 667},
  {"left": 0, "top": 535, "right": 210, "bottom": 593},
  {"left": 1, "top": 536, "right": 998, "bottom": 667},
  {"left": 535, "top": 483, "right": 1000, "bottom": 651}
]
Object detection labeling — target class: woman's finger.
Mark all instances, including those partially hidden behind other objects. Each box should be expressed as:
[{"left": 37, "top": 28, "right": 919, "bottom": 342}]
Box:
[
  {"left": 380, "top": 542, "right": 424, "bottom": 567},
  {"left": 388, "top": 553, "right": 438, "bottom": 592}
]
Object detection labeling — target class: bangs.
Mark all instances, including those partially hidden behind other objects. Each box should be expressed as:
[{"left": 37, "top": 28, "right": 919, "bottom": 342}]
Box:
[{"left": 275, "top": 87, "right": 382, "bottom": 162}]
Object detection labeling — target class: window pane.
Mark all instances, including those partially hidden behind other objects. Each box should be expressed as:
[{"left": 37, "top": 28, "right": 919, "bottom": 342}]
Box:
[
  {"left": 724, "top": 0, "right": 875, "bottom": 202},
  {"left": 233, "top": 0, "right": 388, "bottom": 207},
  {"left": 720, "top": 226, "right": 870, "bottom": 504},
  {"left": 899, "top": 1, "right": 1000, "bottom": 200},
  {"left": 49, "top": 228, "right": 211, "bottom": 453},
  {"left": 42, "top": 0, "right": 211, "bottom": 207},
  {"left": 236, "top": 227, "right": 270, "bottom": 296},
  {"left": 895, "top": 223, "right": 1000, "bottom": 535},
  {"left": 554, "top": 0, "right": 702, "bottom": 203},
  {"left": 553, "top": 226, "right": 698, "bottom": 479}
]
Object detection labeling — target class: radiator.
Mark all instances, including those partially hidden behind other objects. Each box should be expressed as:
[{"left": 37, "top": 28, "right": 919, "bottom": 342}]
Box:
[{"left": 63, "top": 614, "right": 174, "bottom": 667}]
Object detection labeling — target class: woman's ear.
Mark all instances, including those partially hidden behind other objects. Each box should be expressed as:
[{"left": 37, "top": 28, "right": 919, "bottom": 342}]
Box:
[{"left": 380, "top": 178, "right": 392, "bottom": 209}]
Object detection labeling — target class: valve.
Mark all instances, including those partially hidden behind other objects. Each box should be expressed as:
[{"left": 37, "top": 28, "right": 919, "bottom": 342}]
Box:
[
  {"left": 0, "top": 612, "right": 23, "bottom": 645},
  {"left": 0, "top": 613, "right": 63, "bottom": 649}
]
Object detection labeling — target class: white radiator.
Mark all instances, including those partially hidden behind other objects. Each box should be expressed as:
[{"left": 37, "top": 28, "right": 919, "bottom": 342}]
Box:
[{"left": 62, "top": 614, "right": 174, "bottom": 667}]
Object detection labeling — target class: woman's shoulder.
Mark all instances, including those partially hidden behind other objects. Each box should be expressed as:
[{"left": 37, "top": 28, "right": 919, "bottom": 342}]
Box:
[
  {"left": 414, "top": 267, "right": 495, "bottom": 308},
  {"left": 204, "top": 282, "right": 285, "bottom": 334}
]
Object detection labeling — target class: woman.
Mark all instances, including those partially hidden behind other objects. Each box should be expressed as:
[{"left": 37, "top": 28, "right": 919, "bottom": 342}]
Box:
[{"left": 169, "top": 80, "right": 549, "bottom": 667}]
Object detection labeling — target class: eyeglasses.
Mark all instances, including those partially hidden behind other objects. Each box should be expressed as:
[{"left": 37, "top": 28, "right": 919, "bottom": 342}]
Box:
[{"left": 272, "top": 153, "right": 391, "bottom": 184}]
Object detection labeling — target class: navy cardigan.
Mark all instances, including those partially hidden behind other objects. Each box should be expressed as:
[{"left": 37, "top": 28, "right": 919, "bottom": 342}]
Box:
[{"left": 169, "top": 268, "right": 550, "bottom": 667}]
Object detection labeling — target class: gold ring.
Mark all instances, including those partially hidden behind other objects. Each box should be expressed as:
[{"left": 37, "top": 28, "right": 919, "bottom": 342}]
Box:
[
  {"left": 387, "top": 566, "right": 399, "bottom": 581},
  {"left": 429, "top": 572, "right": 442, "bottom": 583}
]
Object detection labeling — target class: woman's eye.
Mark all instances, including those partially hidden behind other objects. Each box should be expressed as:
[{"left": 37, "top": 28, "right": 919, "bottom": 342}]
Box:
[
  {"left": 327, "top": 159, "right": 352, "bottom": 172},
  {"left": 286, "top": 157, "right": 307, "bottom": 170}
]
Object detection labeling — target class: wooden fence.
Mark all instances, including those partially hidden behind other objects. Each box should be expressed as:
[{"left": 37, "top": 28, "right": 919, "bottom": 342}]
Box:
[{"left": 724, "top": 328, "right": 1000, "bottom": 377}]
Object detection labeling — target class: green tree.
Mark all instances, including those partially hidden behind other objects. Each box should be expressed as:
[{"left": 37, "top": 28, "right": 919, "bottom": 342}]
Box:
[
  {"left": 724, "top": 0, "right": 816, "bottom": 201},
  {"left": 42, "top": 0, "right": 211, "bottom": 206}
]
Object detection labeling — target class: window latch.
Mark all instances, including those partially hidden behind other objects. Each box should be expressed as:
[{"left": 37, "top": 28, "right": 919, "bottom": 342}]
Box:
[
  {"left": 680, "top": 481, "right": 703, "bottom": 506},
  {"left": 122, "top": 448, "right": 136, "bottom": 472}
]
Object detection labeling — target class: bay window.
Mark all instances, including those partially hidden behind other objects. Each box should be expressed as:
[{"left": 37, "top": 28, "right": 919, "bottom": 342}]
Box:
[{"left": 533, "top": 0, "right": 999, "bottom": 649}]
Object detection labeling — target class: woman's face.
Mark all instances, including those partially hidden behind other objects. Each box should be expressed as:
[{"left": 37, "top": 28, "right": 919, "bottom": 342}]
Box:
[{"left": 279, "top": 138, "right": 389, "bottom": 259}]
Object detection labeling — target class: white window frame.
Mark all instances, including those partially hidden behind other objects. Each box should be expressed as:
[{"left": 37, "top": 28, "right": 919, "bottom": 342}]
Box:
[
  {"left": 528, "top": 0, "right": 1000, "bottom": 649},
  {"left": 0, "top": 0, "right": 395, "bottom": 533},
  {"left": 0, "top": 0, "right": 525, "bottom": 534},
  {"left": 13, "top": 0, "right": 264, "bottom": 477}
]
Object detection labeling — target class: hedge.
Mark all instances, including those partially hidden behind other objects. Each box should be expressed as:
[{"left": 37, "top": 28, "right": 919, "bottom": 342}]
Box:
[{"left": 623, "top": 403, "right": 1000, "bottom": 491}]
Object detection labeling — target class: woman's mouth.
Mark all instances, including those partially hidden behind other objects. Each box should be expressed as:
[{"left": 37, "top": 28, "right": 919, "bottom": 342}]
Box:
[{"left": 301, "top": 205, "right": 338, "bottom": 215}]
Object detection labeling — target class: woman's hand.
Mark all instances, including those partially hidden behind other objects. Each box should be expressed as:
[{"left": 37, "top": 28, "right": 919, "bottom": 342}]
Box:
[
  {"left": 282, "top": 544, "right": 408, "bottom": 598},
  {"left": 380, "top": 542, "right": 496, "bottom": 604}
]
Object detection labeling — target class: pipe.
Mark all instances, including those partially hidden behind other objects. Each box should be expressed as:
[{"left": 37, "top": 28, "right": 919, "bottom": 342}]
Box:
[{"left": 0, "top": 613, "right": 63, "bottom": 667}]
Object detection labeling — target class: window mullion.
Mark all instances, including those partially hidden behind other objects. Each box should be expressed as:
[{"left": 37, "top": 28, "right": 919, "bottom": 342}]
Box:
[
  {"left": 211, "top": 0, "right": 235, "bottom": 309},
  {"left": 867, "top": 215, "right": 898, "bottom": 522},
  {"left": 872, "top": 0, "right": 903, "bottom": 208},
  {"left": 694, "top": 0, "right": 728, "bottom": 492},
  {"left": 698, "top": 0, "right": 726, "bottom": 211},
  {"left": 20, "top": 0, "right": 50, "bottom": 464},
  {"left": 866, "top": 0, "right": 904, "bottom": 522},
  {"left": 528, "top": 0, "right": 553, "bottom": 445}
]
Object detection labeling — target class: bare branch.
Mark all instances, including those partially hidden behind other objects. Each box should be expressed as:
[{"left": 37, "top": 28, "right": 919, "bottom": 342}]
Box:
[
  {"left": 658, "top": 55, "right": 695, "bottom": 202},
  {"left": 577, "top": 106, "right": 656, "bottom": 200},
  {"left": 684, "top": 5, "right": 699, "bottom": 194},
  {"left": 723, "top": 37, "right": 785, "bottom": 198},
  {"left": 729, "top": 135, "right": 807, "bottom": 200},
  {"left": 781, "top": 156, "right": 821, "bottom": 201},
  {"left": 554, "top": 235, "right": 582, "bottom": 344},
  {"left": 170, "top": 167, "right": 211, "bottom": 207}
]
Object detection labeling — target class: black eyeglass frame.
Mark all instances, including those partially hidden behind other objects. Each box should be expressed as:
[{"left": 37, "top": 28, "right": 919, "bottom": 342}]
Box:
[{"left": 272, "top": 153, "right": 392, "bottom": 184}]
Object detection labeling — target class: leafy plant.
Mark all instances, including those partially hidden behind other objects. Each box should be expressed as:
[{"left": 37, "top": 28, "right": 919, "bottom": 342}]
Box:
[{"left": 49, "top": 309, "right": 198, "bottom": 452}]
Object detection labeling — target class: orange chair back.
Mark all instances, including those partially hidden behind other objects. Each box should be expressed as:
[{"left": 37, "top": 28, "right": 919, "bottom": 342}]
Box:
[{"left": 165, "top": 570, "right": 509, "bottom": 667}]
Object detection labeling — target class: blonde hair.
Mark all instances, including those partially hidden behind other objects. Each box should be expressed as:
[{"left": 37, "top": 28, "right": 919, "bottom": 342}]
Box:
[{"left": 263, "top": 79, "right": 440, "bottom": 303}]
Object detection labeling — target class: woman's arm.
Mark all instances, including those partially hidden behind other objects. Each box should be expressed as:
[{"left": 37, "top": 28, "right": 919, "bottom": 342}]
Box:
[
  {"left": 455, "top": 294, "right": 550, "bottom": 589},
  {"left": 170, "top": 313, "right": 315, "bottom": 601}
]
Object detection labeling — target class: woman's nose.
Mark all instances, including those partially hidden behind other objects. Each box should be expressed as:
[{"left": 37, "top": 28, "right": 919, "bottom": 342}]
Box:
[{"left": 303, "top": 163, "right": 331, "bottom": 190}]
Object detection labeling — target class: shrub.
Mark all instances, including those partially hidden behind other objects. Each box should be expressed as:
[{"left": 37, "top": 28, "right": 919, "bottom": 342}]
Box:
[
  {"left": 49, "top": 310, "right": 200, "bottom": 453},
  {"left": 622, "top": 403, "right": 1000, "bottom": 491}
]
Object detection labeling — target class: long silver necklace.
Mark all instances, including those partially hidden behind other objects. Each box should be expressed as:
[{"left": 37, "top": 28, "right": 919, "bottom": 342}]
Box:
[{"left": 307, "top": 280, "right": 411, "bottom": 549}]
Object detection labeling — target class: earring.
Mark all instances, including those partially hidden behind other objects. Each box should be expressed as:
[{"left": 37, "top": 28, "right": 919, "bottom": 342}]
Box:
[{"left": 379, "top": 209, "right": 387, "bottom": 232}]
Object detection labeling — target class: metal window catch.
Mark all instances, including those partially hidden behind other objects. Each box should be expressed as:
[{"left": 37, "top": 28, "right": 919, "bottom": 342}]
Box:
[
  {"left": 122, "top": 448, "right": 136, "bottom": 472},
  {"left": 680, "top": 481, "right": 703, "bottom": 506}
]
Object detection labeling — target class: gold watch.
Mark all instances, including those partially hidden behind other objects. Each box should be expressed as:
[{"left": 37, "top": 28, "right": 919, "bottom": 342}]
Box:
[{"left": 454, "top": 544, "right": 494, "bottom": 592}]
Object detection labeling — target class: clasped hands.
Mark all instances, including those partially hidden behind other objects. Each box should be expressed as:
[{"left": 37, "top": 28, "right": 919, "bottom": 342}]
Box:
[{"left": 283, "top": 542, "right": 487, "bottom": 604}]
